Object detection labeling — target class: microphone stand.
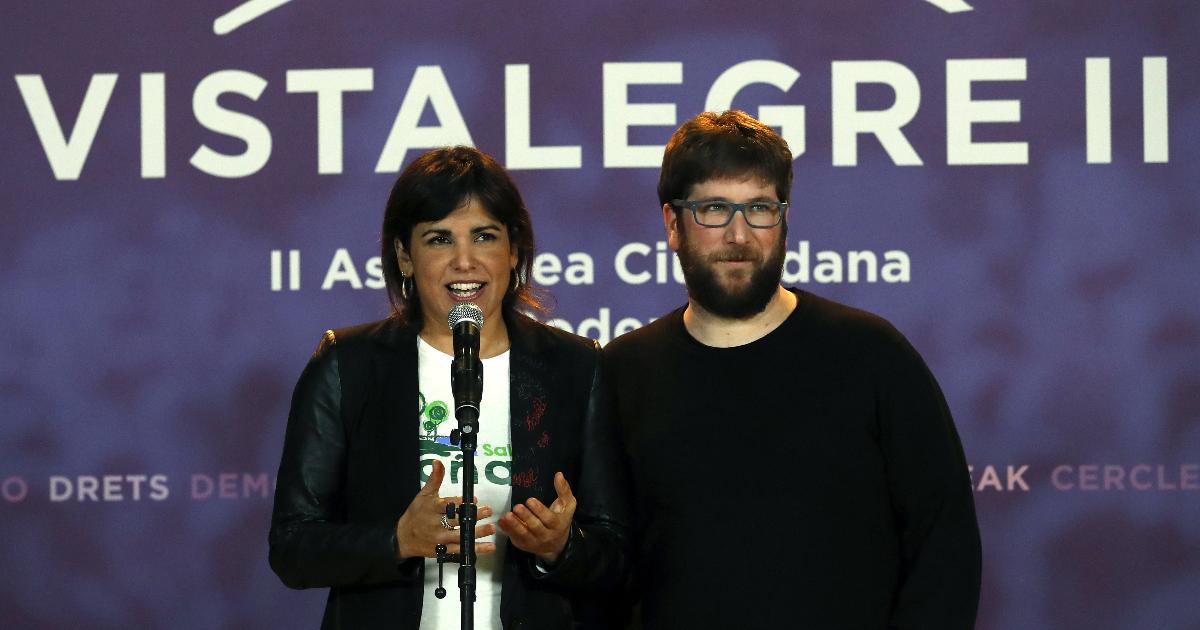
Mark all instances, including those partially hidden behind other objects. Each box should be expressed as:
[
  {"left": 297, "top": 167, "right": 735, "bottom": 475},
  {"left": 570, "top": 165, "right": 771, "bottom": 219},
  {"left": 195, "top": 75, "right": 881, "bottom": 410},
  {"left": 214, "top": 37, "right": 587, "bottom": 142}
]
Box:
[
  {"left": 435, "top": 310, "right": 483, "bottom": 630},
  {"left": 435, "top": 409, "right": 478, "bottom": 629}
]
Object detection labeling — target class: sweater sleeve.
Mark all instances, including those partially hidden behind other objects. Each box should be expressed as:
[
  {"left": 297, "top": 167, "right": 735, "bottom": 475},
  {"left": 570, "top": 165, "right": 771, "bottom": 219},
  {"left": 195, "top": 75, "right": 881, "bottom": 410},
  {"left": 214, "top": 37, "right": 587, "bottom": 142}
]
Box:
[
  {"left": 875, "top": 331, "right": 982, "bottom": 629},
  {"left": 267, "top": 332, "right": 421, "bottom": 589},
  {"left": 528, "top": 342, "right": 631, "bottom": 593}
]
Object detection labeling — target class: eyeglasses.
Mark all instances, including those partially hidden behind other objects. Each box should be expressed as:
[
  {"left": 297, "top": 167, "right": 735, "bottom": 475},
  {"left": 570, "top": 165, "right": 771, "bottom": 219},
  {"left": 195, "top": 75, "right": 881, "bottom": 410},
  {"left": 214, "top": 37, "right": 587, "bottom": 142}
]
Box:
[{"left": 670, "top": 199, "right": 787, "bottom": 228}]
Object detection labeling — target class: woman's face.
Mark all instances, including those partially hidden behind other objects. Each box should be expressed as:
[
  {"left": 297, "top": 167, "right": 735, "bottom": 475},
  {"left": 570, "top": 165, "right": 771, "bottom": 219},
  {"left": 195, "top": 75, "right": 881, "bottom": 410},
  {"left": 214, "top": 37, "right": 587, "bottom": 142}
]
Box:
[{"left": 396, "top": 198, "right": 518, "bottom": 332}]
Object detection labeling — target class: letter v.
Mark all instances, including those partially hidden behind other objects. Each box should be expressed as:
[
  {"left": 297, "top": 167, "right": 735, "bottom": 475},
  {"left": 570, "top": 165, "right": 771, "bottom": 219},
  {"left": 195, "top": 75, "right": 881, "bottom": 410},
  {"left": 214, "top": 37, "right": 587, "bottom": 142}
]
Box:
[{"left": 15, "top": 74, "right": 117, "bottom": 180}]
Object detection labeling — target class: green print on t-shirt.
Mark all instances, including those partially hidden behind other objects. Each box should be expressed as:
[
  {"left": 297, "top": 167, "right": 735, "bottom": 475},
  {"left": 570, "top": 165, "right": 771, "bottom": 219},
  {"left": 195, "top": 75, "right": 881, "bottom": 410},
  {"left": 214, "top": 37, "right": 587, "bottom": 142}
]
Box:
[{"left": 417, "top": 389, "right": 512, "bottom": 484}]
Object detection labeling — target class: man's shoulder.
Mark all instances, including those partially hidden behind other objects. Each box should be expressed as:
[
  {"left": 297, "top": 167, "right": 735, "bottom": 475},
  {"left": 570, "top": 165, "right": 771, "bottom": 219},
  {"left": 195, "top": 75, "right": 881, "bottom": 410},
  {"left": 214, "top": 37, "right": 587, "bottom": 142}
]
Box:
[
  {"left": 792, "top": 289, "right": 907, "bottom": 349},
  {"left": 605, "top": 308, "right": 682, "bottom": 359}
]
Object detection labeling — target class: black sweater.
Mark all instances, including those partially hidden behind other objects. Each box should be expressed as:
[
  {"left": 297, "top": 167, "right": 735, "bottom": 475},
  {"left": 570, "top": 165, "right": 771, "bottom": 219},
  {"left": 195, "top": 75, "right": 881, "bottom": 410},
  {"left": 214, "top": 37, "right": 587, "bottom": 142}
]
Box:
[{"left": 605, "top": 289, "right": 980, "bottom": 629}]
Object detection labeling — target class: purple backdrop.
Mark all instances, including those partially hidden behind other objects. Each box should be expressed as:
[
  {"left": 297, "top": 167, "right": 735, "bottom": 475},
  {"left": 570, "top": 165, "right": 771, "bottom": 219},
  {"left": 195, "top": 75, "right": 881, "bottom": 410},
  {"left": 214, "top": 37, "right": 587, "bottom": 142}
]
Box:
[{"left": 2, "top": 1, "right": 1198, "bottom": 628}]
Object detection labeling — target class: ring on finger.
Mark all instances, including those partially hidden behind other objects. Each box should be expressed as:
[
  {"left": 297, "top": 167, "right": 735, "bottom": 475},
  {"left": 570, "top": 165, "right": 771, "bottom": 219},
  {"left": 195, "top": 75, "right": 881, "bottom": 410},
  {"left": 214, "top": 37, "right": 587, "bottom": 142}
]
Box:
[{"left": 440, "top": 514, "right": 456, "bottom": 530}]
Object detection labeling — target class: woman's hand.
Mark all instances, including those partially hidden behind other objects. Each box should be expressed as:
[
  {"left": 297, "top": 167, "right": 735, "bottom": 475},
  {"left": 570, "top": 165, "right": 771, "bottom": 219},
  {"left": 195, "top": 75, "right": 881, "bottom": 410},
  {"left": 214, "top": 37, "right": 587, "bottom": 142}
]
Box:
[
  {"left": 498, "top": 472, "right": 576, "bottom": 565},
  {"left": 395, "top": 460, "right": 496, "bottom": 559}
]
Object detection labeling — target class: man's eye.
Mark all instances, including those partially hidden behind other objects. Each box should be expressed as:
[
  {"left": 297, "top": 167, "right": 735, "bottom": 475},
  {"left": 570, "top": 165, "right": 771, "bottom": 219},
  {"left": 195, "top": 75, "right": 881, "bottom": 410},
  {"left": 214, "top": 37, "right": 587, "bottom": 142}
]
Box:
[
  {"left": 748, "top": 203, "right": 774, "bottom": 213},
  {"left": 699, "top": 202, "right": 732, "bottom": 213}
]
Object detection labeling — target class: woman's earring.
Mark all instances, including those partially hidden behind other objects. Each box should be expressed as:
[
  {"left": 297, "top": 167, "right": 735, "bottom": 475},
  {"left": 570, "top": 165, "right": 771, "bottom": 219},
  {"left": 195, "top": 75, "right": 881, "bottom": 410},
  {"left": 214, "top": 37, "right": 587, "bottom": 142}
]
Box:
[
  {"left": 512, "top": 267, "right": 525, "bottom": 290},
  {"left": 400, "top": 273, "right": 413, "bottom": 300}
]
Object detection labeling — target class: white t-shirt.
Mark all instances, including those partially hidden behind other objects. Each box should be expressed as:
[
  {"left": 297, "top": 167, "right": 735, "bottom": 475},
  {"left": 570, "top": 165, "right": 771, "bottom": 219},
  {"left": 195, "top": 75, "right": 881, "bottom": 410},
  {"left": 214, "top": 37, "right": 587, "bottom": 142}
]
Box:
[{"left": 417, "top": 336, "right": 512, "bottom": 630}]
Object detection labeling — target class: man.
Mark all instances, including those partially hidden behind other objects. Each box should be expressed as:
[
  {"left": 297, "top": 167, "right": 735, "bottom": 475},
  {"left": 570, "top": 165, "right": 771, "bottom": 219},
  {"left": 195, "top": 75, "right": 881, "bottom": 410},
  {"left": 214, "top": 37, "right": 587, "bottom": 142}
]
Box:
[{"left": 605, "top": 111, "right": 981, "bottom": 628}]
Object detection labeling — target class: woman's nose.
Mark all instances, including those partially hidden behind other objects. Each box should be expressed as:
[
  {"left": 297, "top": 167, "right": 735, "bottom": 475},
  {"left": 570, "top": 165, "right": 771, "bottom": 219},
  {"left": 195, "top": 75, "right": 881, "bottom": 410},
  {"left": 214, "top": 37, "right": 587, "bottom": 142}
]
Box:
[{"left": 450, "top": 243, "right": 476, "bottom": 269}]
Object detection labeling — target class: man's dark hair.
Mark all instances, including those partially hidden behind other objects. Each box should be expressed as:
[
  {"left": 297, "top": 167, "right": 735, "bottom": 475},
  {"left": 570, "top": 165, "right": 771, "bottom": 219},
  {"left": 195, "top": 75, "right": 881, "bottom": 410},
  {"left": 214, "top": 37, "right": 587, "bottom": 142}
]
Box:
[
  {"left": 657, "top": 110, "right": 794, "bottom": 206},
  {"left": 380, "top": 146, "right": 540, "bottom": 327}
]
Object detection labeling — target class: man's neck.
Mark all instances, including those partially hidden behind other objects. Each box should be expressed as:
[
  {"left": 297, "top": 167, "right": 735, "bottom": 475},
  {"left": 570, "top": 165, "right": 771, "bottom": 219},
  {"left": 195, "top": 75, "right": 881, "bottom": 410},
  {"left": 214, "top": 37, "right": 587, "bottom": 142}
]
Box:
[{"left": 682, "top": 286, "right": 797, "bottom": 348}]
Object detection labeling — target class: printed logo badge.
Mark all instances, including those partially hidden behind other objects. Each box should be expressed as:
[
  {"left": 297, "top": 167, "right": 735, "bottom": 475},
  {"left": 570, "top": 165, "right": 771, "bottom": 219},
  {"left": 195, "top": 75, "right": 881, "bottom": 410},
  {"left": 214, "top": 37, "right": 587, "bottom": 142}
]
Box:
[{"left": 419, "top": 397, "right": 455, "bottom": 456}]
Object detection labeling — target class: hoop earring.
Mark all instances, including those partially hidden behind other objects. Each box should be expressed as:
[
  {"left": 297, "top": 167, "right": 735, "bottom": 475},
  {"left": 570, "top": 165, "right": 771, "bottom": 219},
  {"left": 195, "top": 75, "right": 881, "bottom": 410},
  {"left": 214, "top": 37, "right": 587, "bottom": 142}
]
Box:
[
  {"left": 400, "top": 274, "right": 414, "bottom": 300},
  {"left": 511, "top": 267, "right": 525, "bottom": 291}
]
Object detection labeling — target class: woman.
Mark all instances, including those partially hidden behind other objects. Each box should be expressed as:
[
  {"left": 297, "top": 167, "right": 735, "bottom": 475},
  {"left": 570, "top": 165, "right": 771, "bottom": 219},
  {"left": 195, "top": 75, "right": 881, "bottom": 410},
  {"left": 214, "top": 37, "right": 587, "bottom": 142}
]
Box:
[{"left": 269, "top": 147, "right": 628, "bottom": 629}]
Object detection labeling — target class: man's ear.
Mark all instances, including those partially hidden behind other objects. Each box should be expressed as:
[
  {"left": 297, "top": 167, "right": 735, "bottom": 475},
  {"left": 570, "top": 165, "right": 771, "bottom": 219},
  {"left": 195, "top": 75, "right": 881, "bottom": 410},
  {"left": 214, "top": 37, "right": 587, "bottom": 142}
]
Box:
[
  {"left": 394, "top": 238, "right": 413, "bottom": 275},
  {"left": 663, "top": 203, "right": 681, "bottom": 252}
]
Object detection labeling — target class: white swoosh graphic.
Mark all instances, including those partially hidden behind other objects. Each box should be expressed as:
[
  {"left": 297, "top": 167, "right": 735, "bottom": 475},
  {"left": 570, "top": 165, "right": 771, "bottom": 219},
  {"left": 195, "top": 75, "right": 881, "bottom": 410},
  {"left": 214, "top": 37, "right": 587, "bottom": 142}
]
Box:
[
  {"left": 211, "top": 0, "right": 969, "bottom": 37},
  {"left": 213, "top": 0, "right": 295, "bottom": 35},
  {"left": 921, "top": 0, "right": 973, "bottom": 12}
]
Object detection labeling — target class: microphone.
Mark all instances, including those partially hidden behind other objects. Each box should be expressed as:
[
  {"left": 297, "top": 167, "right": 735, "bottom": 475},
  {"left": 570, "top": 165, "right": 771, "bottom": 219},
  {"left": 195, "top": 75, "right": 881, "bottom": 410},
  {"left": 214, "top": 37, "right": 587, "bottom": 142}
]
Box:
[{"left": 447, "top": 302, "right": 484, "bottom": 424}]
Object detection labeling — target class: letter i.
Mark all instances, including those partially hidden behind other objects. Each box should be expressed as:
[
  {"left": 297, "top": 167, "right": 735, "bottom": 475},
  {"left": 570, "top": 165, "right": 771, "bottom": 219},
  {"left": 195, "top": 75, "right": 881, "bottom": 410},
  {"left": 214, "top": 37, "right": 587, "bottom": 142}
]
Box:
[
  {"left": 289, "top": 250, "right": 301, "bottom": 290},
  {"left": 1084, "top": 58, "right": 1111, "bottom": 164},
  {"left": 1143, "top": 57, "right": 1168, "bottom": 163},
  {"left": 141, "top": 73, "right": 166, "bottom": 178}
]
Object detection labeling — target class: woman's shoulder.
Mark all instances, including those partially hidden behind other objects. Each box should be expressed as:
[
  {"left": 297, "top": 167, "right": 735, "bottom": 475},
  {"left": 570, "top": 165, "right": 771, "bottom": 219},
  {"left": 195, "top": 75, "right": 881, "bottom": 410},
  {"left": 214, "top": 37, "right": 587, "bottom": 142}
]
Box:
[
  {"left": 508, "top": 312, "right": 600, "bottom": 358},
  {"left": 318, "top": 317, "right": 415, "bottom": 357}
]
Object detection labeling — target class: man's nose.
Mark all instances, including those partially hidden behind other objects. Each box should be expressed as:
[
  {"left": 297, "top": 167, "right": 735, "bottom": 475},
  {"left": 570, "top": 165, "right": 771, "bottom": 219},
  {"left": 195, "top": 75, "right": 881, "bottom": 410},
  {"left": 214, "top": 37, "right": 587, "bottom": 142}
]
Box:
[{"left": 723, "top": 211, "right": 752, "bottom": 244}]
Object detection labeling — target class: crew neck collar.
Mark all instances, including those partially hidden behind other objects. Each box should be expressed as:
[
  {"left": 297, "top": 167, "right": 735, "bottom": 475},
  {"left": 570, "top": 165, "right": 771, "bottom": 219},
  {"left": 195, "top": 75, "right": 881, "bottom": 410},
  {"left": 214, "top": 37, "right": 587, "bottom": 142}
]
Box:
[{"left": 673, "top": 288, "right": 809, "bottom": 351}]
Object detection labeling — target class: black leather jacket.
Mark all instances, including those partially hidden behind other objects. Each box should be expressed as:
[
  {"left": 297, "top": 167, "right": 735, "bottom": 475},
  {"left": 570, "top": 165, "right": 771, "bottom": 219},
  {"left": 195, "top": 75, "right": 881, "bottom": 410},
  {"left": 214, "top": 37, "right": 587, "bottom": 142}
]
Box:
[{"left": 269, "top": 313, "right": 629, "bottom": 629}]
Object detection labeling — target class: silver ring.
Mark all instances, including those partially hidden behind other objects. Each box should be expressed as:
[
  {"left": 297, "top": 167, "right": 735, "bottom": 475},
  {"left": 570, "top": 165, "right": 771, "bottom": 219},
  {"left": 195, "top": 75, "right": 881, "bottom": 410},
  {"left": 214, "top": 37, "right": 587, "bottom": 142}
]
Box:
[{"left": 440, "top": 514, "right": 455, "bottom": 530}]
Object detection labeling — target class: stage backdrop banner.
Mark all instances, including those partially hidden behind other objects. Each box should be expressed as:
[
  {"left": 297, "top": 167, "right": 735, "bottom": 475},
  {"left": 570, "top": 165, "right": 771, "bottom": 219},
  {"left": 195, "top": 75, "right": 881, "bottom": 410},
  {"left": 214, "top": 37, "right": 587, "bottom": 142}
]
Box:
[{"left": 2, "top": 1, "right": 1198, "bottom": 628}]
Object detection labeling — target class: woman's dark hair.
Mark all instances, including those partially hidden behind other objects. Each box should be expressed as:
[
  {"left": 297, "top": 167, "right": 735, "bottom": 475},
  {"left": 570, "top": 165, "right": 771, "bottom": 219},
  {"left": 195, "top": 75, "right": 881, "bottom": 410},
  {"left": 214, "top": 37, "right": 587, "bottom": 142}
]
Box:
[
  {"left": 657, "top": 110, "right": 794, "bottom": 206},
  {"left": 381, "top": 146, "right": 540, "bottom": 327}
]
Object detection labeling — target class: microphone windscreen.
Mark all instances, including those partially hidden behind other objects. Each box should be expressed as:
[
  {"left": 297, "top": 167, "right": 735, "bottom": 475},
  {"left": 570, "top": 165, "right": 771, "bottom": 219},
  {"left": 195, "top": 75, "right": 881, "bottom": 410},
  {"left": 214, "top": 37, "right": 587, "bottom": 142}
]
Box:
[{"left": 447, "top": 302, "right": 485, "bottom": 331}]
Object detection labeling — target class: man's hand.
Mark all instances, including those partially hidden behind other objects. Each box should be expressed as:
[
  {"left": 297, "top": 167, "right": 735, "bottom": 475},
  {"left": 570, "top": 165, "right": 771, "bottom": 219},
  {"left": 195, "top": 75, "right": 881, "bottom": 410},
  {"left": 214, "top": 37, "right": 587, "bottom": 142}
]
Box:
[
  {"left": 498, "top": 472, "right": 576, "bottom": 565},
  {"left": 395, "top": 460, "right": 496, "bottom": 558}
]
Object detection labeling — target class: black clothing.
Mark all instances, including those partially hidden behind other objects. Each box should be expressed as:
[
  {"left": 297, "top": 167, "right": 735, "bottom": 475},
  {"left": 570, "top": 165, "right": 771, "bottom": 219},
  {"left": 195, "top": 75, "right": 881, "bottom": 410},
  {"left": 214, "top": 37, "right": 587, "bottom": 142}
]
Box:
[
  {"left": 605, "top": 290, "right": 981, "bottom": 629},
  {"left": 269, "top": 313, "right": 629, "bottom": 630}
]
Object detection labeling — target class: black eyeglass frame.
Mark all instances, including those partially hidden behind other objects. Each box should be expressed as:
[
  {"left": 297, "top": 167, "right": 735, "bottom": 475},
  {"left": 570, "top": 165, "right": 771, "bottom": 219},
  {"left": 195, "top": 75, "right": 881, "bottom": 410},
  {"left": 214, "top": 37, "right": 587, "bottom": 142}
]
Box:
[{"left": 669, "top": 199, "right": 788, "bottom": 228}]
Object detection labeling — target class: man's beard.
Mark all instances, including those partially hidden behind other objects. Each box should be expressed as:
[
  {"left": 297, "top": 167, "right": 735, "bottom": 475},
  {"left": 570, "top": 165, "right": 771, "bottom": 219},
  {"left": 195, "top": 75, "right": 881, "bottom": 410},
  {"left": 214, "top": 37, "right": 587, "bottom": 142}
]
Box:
[{"left": 676, "top": 229, "right": 786, "bottom": 319}]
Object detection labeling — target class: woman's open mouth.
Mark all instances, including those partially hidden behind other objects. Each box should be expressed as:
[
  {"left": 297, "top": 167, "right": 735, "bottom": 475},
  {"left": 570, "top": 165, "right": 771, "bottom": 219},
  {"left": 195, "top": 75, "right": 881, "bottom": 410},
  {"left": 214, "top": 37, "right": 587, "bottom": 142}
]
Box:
[{"left": 447, "top": 282, "right": 485, "bottom": 301}]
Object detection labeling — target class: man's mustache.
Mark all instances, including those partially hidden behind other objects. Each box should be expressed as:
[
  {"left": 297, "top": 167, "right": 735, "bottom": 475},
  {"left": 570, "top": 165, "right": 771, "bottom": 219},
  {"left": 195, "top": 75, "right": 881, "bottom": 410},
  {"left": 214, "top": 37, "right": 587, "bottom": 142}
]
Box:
[{"left": 709, "top": 245, "right": 761, "bottom": 262}]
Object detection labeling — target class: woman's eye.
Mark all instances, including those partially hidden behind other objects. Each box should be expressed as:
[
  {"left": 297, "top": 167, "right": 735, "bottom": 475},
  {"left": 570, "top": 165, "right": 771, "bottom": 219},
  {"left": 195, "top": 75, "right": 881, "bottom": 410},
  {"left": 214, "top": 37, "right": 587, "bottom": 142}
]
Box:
[
  {"left": 426, "top": 235, "right": 450, "bottom": 245},
  {"left": 475, "top": 232, "right": 497, "bottom": 242}
]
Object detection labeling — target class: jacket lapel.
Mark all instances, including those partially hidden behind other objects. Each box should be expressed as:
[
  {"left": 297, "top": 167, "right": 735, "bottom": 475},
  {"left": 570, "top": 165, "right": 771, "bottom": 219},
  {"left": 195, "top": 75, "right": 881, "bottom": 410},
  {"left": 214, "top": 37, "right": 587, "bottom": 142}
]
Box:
[{"left": 506, "top": 314, "right": 554, "bottom": 507}]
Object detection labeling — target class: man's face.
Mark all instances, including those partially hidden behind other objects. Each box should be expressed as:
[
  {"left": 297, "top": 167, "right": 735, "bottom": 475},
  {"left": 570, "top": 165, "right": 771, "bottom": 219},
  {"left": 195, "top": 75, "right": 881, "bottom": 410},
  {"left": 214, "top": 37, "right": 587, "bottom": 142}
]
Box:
[{"left": 664, "top": 176, "right": 788, "bottom": 319}]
